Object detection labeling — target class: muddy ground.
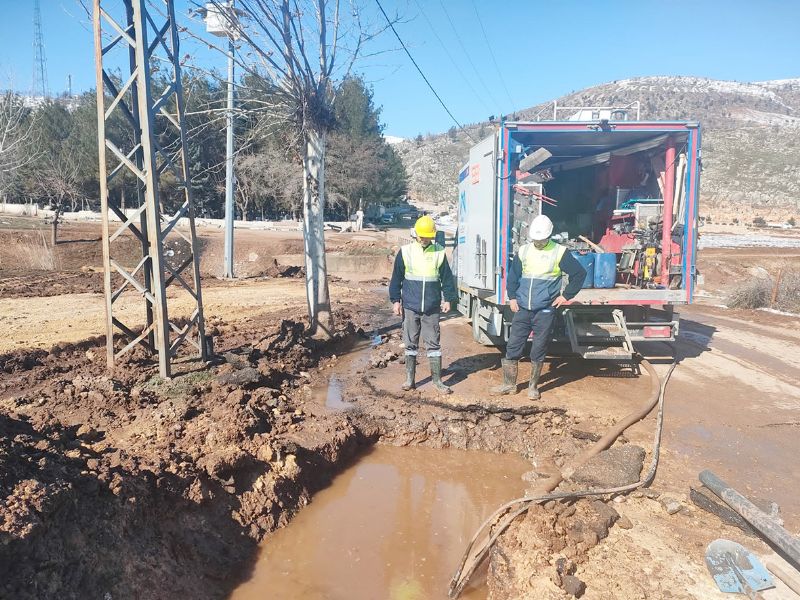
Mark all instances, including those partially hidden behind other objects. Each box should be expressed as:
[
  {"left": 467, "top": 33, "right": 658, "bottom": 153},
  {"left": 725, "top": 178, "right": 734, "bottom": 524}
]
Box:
[{"left": 1, "top": 218, "right": 799, "bottom": 599}]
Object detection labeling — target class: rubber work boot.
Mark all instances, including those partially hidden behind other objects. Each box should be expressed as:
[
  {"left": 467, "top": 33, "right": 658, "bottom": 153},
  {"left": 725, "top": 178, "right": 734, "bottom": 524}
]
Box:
[
  {"left": 429, "top": 356, "right": 452, "bottom": 394},
  {"left": 401, "top": 358, "right": 416, "bottom": 391},
  {"left": 490, "top": 359, "right": 518, "bottom": 395},
  {"left": 528, "top": 361, "right": 544, "bottom": 400}
]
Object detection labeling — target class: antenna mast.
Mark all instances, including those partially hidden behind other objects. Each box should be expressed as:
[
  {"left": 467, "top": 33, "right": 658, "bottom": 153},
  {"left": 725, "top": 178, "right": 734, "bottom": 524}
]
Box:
[{"left": 33, "top": 0, "right": 49, "bottom": 97}]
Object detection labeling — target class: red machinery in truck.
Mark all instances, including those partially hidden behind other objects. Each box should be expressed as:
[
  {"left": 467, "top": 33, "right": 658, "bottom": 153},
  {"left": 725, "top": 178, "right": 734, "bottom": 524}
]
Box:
[{"left": 455, "top": 110, "right": 700, "bottom": 360}]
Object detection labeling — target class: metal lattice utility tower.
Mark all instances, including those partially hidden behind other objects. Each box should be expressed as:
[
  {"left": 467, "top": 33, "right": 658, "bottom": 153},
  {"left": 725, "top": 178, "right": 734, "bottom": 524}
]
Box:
[
  {"left": 92, "top": 0, "right": 207, "bottom": 378},
  {"left": 32, "top": 0, "right": 49, "bottom": 97}
]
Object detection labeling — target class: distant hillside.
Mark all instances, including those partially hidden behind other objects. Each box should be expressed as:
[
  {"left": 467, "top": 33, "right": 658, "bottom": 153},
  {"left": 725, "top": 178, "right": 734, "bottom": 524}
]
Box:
[{"left": 394, "top": 76, "right": 800, "bottom": 222}]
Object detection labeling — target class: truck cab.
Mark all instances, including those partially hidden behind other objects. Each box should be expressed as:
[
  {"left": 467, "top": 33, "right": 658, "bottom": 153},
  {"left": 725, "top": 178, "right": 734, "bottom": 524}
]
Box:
[{"left": 455, "top": 115, "right": 701, "bottom": 359}]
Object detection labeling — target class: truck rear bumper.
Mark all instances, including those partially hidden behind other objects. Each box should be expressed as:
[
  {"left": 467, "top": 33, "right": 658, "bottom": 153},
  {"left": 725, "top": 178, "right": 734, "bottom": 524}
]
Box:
[{"left": 460, "top": 289, "right": 680, "bottom": 346}]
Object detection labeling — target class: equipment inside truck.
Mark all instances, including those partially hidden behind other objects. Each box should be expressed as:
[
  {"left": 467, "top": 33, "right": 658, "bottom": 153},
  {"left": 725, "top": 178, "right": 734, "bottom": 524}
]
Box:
[{"left": 507, "top": 128, "right": 692, "bottom": 291}]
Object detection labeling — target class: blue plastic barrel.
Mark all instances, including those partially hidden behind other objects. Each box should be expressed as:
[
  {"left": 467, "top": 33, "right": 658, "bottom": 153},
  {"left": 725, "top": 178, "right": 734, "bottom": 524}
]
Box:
[
  {"left": 593, "top": 253, "right": 617, "bottom": 288},
  {"left": 570, "top": 251, "right": 594, "bottom": 289}
]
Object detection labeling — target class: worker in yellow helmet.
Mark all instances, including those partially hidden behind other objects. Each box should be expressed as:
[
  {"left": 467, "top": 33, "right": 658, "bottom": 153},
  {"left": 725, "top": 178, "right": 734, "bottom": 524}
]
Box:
[{"left": 389, "top": 215, "right": 458, "bottom": 394}]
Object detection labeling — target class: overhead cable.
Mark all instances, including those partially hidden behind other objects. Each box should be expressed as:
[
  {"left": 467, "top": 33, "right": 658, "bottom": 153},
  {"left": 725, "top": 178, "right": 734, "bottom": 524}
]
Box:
[
  {"left": 374, "top": 0, "right": 476, "bottom": 142},
  {"left": 437, "top": 0, "right": 502, "bottom": 111},
  {"left": 469, "top": 0, "right": 516, "bottom": 113},
  {"left": 411, "top": 0, "right": 493, "bottom": 115}
]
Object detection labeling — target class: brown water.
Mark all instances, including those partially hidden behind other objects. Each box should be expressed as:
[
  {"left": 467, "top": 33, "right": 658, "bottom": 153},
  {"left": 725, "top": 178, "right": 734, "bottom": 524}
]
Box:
[{"left": 229, "top": 445, "right": 531, "bottom": 600}]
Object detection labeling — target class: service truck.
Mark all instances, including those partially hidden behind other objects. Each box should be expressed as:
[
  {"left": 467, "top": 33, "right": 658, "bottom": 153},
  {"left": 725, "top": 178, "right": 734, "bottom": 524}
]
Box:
[{"left": 455, "top": 110, "right": 700, "bottom": 360}]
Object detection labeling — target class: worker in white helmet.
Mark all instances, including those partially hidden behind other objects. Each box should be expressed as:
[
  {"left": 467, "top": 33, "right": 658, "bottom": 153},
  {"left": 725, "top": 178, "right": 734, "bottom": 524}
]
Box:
[{"left": 490, "top": 214, "right": 586, "bottom": 399}]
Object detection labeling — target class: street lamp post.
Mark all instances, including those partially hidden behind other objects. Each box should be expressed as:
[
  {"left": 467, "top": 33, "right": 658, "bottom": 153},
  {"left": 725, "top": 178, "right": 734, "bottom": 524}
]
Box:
[
  {"left": 223, "top": 34, "right": 235, "bottom": 278},
  {"left": 204, "top": 1, "right": 238, "bottom": 278}
]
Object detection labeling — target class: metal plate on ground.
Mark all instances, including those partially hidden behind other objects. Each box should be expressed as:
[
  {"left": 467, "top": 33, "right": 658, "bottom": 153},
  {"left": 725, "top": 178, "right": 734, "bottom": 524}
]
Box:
[{"left": 705, "top": 539, "right": 773, "bottom": 595}]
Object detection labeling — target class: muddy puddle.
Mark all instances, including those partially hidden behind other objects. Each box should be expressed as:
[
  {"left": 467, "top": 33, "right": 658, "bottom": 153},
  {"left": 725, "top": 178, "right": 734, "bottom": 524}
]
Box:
[
  {"left": 312, "top": 333, "right": 385, "bottom": 409},
  {"left": 229, "top": 445, "right": 532, "bottom": 600}
]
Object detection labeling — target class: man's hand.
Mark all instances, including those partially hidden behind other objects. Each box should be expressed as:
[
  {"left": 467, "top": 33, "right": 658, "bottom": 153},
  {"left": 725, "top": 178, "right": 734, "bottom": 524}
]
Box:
[
  {"left": 441, "top": 301, "right": 451, "bottom": 313},
  {"left": 552, "top": 295, "right": 568, "bottom": 308},
  {"left": 509, "top": 299, "right": 520, "bottom": 313},
  {"left": 393, "top": 301, "right": 403, "bottom": 317}
]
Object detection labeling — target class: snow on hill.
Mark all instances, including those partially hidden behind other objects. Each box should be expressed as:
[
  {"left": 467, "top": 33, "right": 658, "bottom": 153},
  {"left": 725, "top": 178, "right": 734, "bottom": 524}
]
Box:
[
  {"left": 396, "top": 76, "right": 800, "bottom": 222},
  {"left": 383, "top": 135, "right": 405, "bottom": 145}
]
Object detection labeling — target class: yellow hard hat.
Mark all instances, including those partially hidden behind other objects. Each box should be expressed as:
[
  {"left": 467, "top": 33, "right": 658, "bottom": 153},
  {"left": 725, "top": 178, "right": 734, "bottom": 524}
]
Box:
[{"left": 414, "top": 215, "right": 436, "bottom": 238}]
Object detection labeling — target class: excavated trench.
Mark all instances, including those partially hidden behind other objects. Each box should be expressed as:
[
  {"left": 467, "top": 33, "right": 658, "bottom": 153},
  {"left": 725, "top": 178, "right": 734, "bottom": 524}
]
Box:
[
  {"left": 0, "top": 311, "right": 644, "bottom": 599},
  {"left": 229, "top": 445, "right": 532, "bottom": 599}
]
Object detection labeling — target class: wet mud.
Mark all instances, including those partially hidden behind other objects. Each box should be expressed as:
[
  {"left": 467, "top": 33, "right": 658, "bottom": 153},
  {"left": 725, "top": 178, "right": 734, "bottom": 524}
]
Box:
[
  {"left": 230, "top": 445, "right": 532, "bottom": 600},
  {"left": 3, "top": 294, "right": 775, "bottom": 600}
]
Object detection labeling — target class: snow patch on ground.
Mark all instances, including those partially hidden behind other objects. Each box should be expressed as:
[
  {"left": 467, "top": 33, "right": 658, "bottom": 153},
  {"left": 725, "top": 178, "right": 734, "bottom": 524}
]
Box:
[
  {"left": 730, "top": 107, "right": 800, "bottom": 126},
  {"left": 617, "top": 76, "right": 776, "bottom": 99},
  {"left": 753, "top": 78, "right": 800, "bottom": 88},
  {"left": 758, "top": 307, "right": 800, "bottom": 318},
  {"left": 699, "top": 234, "right": 800, "bottom": 249}
]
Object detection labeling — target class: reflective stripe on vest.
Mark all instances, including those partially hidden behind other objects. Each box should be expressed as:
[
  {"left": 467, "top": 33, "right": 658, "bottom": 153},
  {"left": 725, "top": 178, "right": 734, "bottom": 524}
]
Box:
[
  {"left": 519, "top": 241, "right": 566, "bottom": 310},
  {"left": 520, "top": 241, "right": 565, "bottom": 279},
  {"left": 401, "top": 242, "right": 445, "bottom": 311},
  {"left": 401, "top": 243, "right": 445, "bottom": 280}
]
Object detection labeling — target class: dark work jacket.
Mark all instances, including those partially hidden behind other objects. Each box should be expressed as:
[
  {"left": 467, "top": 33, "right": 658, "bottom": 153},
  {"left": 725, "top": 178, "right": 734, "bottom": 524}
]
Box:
[
  {"left": 389, "top": 243, "right": 458, "bottom": 314},
  {"left": 507, "top": 247, "right": 587, "bottom": 310}
]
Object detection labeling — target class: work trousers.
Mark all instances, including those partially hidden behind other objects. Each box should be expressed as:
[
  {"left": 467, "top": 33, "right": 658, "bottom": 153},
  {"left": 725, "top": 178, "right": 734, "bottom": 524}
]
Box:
[
  {"left": 505, "top": 306, "right": 557, "bottom": 363},
  {"left": 402, "top": 308, "right": 441, "bottom": 358}
]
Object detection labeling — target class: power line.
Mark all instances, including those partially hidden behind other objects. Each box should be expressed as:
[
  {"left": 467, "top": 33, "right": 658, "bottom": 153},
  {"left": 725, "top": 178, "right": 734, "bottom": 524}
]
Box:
[
  {"left": 437, "top": 0, "right": 502, "bottom": 112},
  {"left": 373, "top": 0, "right": 476, "bottom": 142},
  {"left": 410, "top": 0, "right": 493, "bottom": 115},
  {"left": 33, "top": 0, "right": 49, "bottom": 97},
  {"left": 469, "top": 0, "right": 515, "bottom": 113}
]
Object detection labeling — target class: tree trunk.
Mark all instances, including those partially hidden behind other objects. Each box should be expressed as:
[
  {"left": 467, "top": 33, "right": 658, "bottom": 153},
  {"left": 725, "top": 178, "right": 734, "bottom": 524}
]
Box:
[
  {"left": 301, "top": 129, "right": 333, "bottom": 338},
  {"left": 51, "top": 207, "right": 60, "bottom": 246}
]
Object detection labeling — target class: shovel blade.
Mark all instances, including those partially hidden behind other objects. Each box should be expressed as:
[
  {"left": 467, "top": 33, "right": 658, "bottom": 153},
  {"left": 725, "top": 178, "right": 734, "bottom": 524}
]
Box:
[{"left": 705, "top": 539, "right": 774, "bottom": 594}]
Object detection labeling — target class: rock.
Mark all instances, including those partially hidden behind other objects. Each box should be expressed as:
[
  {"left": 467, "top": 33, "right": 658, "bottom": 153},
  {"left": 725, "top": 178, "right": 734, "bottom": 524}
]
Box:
[
  {"left": 217, "top": 367, "right": 262, "bottom": 387},
  {"left": 86, "top": 390, "right": 105, "bottom": 404},
  {"left": 222, "top": 351, "right": 249, "bottom": 369},
  {"left": 76, "top": 424, "right": 103, "bottom": 442},
  {"left": 85, "top": 350, "right": 96, "bottom": 361},
  {"left": 659, "top": 495, "right": 684, "bottom": 515},
  {"left": 616, "top": 515, "right": 633, "bottom": 529},
  {"left": 570, "top": 445, "right": 646, "bottom": 488},
  {"left": 257, "top": 444, "right": 274, "bottom": 462},
  {"left": 562, "top": 574, "right": 586, "bottom": 597}
]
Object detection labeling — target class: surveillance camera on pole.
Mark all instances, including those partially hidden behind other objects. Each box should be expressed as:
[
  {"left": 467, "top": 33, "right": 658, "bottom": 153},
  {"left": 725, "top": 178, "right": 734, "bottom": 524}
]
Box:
[{"left": 203, "top": 2, "right": 241, "bottom": 278}]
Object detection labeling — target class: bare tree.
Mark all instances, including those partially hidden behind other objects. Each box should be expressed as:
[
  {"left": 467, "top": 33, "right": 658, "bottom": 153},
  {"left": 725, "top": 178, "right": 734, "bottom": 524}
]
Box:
[
  {"left": 235, "top": 148, "right": 305, "bottom": 220},
  {"left": 35, "top": 154, "right": 81, "bottom": 245},
  {"left": 199, "top": 0, "right": 393, "bottom": 337},
  {"left": 0, "top": 92, "right": 37, "bottom": 198}
]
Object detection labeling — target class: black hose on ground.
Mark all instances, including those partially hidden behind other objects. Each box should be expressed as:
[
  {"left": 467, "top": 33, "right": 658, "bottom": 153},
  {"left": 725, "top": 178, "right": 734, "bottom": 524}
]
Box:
[{"left": 448, "top": 348, "right": 678, "bottom": 599}]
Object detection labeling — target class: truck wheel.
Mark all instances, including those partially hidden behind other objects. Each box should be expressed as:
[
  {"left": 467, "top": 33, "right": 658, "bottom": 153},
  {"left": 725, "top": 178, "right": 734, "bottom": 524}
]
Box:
[{"left": 471, "top": 301, "right": 493, "bottom": 346}]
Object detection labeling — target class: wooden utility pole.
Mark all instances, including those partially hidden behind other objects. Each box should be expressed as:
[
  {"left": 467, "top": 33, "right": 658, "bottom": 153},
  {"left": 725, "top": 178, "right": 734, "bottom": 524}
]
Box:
[
  {"left": 770, "top": 267, "right": 784, "bottom": 308},
  {"left": 93, "top": 0, "right": 207, "bottom": 378}
]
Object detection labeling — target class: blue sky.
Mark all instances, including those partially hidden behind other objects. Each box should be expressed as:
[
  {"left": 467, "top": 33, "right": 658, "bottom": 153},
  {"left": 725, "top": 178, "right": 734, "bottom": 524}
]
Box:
[{"left": 1, "top": 1, "right": 798, "bottom": 138}]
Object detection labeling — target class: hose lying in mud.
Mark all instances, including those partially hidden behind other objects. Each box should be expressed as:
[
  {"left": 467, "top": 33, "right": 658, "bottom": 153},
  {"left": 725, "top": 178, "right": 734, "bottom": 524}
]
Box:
[{"left": 448, "top": 349, "right": 678, "bottom": 599}]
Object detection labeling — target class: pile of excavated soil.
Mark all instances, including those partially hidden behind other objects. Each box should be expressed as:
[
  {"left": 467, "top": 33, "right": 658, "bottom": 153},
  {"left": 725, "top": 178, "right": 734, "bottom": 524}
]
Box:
[{"left": 0, "top": 310, "right": 371, "bottom": 599}]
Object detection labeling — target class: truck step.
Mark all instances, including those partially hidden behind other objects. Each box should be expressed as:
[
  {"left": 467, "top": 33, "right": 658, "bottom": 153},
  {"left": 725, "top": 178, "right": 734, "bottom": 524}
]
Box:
[
  {"left": 573, "top": 323, "right": 625, "bottom": 337},
  {"left": 581, "top": 346, "right": 633, "bottom": 360}
]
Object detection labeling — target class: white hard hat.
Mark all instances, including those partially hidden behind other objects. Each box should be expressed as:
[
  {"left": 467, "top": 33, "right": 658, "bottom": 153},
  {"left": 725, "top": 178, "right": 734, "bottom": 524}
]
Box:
[{"left": 528, "top": 214, "right": 554, "bottom": 241}]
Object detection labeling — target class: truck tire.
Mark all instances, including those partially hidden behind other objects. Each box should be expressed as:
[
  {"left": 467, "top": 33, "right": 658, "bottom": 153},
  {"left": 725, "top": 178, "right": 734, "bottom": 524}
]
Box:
[{"left": 471, "top": 301, "right": 493, "bottom": 346}]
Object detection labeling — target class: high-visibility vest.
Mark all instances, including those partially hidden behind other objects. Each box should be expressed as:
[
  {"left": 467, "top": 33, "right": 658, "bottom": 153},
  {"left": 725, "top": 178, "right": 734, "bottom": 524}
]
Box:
[
  {"left": 400, "top": 242, "right": 445, "bottom": 312},
  {"left": 517, "top": 241, "right": 566, "bottom": 310}
]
